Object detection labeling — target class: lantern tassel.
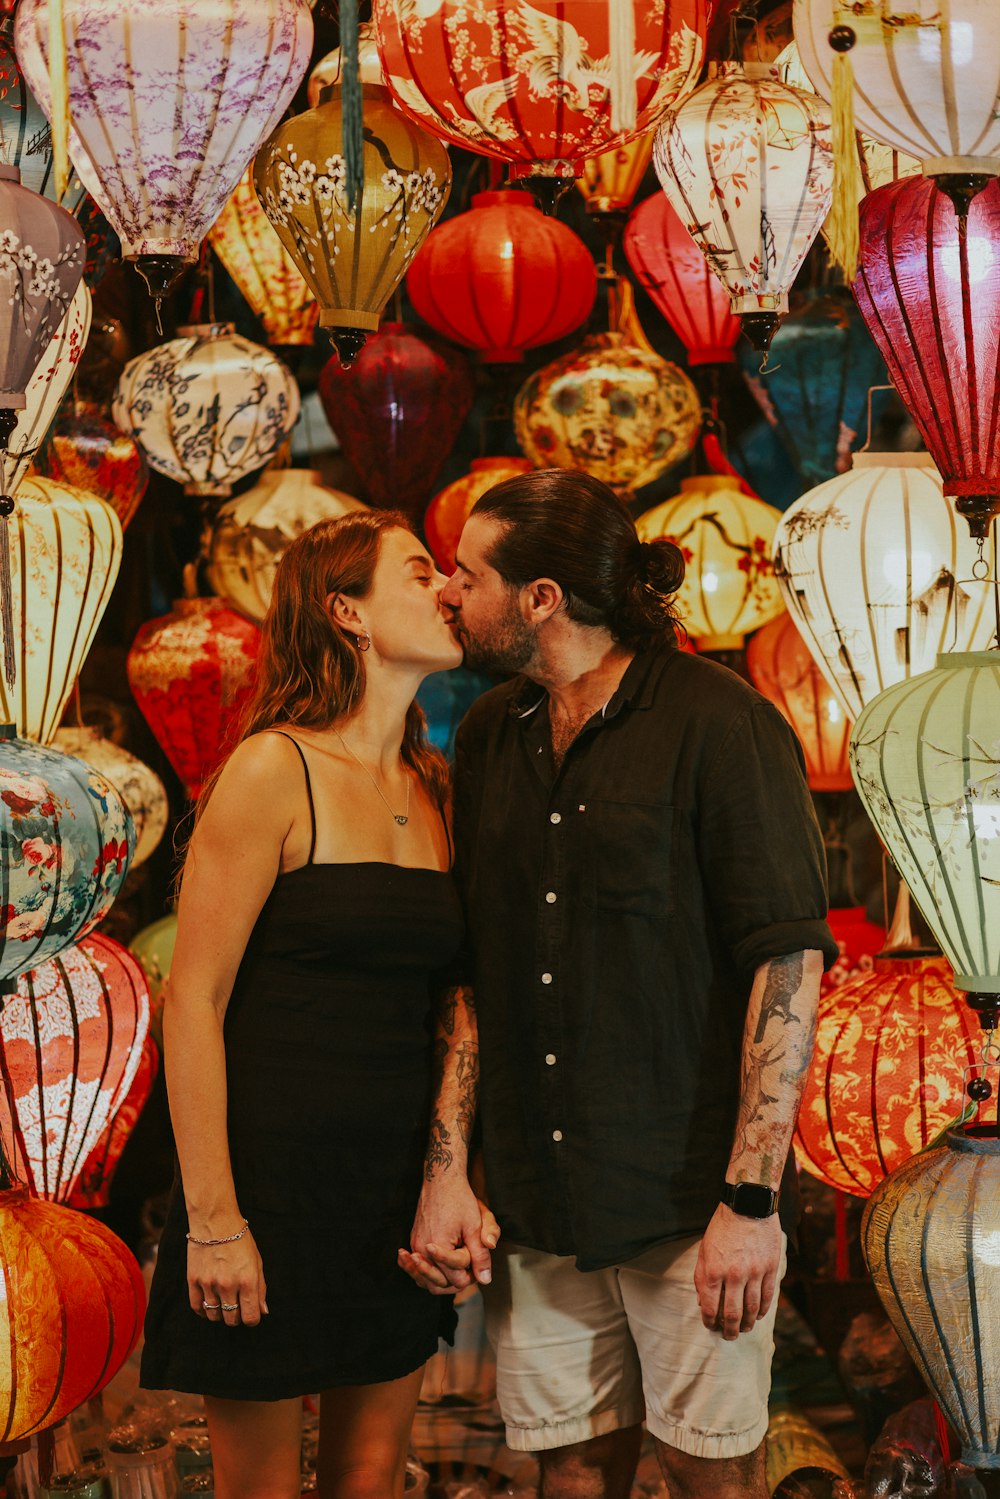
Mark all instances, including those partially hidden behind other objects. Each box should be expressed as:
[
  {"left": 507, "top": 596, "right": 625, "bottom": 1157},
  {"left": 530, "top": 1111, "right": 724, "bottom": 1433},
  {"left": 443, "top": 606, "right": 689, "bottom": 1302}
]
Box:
[
  {"left": 340, "top": 0, "right": 363, "bottom": 214},
  {"left": 825, "top": 48, "right": 862, "bottom": 282},
  {"left": 47, "top": 0, "right": 70, "bottom": 203},
  {"left": 0, "top": 504, "right": 16, "bottom": 692},
  {"left": 607, "top": 0, "right": 636, "bottom": 136}
]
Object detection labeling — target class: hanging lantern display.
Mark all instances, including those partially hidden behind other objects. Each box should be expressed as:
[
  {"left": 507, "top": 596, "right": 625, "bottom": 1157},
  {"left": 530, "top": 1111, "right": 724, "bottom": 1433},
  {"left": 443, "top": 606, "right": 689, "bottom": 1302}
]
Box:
[
  {"left": 318, "top": 324, "right": 474, "bottom": 516},
  {"left": 746, "top": 613, "right": 852, "bottom": 792},
  {"left": 207, "top": 469, "right": 365, "bottom": 624},
  {"left": 623, "top": 192, "right": 741, "bottom": 367},
  {"left": 0, "top": 16, "right": 87, "bottom": 213},
  {"left": 0, "top": 932, "right": 150, "bottom": 1203},
  {"left": 795, "top": 956, "right": 979, "bottom": 1198},
  {"left": 738, "top": 289, "right": 888, "bottom": 487},
  {"left": 53, "top": 728, "right": 168, "bottom": 869},
  {"left": 14, "top": 0, "right": 314, "bottom": 303},
  {"left": 130, "top": 913, "right": 177, "bottom": 1050},
  {"left": 863, "top": 1128, "right": 1000, "bottom": 1472},
  {"left": 37, "top": 404, "right": 149, "bottom": 531},
  {"left": 127, "top": 598, "right": 261, "bottom": 800},
  {"left": 773, "top": 454, "right": 998, "bottom": 722},
  {"left": 0, "top": 728, "right": 134, "bottom": 989},
  {"left": 208, "top": 165, "right": 319, "bottom": 349},
  {"left": 0, "top": 1177, "right": 146, "bottom": 1443},
  {"left": 408, "top": 191, "right": 597, "bottom": 365},
  {"left": 652, "top": 63, "right": 833, "bottom": 351},
  {"left": 793, "top": 0, "right": 1000, "bottom": 201},
  {"left": 112, "top": 325, "right": 300, "bottom": 498},
  {"left": 373, "top": 0, "right": 706, "bottom": 188},
  {"left": 69, "top": 1031, "right": 158, "bottom": 1211},
  {"left": 0, "top": 476, "right": 122, "bottom": 745},
  {"left": 425, "top": 458, "right": 535, "bottom": 575},
  {"left": 576, "top": 138, "right": 654, "bottom": 220},
  {"left": 851, "top": 652, "right": 1000, "bottom": 1018},
  {"left": 514, "top": 333, "right": 701, "bottom": 494},
  {"left": 636, "top": 477, "right": 784, "bottom": 646},
  {"left": 0, "top": 283, "right": 91, "bottom": 503},
  {"left": 853, "top": 175, "right": 1000, "bottom": 539},
  {"left": 254, "top": 37, "right": 451, "bottom": 369},
  {"left": 0, "top": 165, "right": 85, "bottom": 448}
]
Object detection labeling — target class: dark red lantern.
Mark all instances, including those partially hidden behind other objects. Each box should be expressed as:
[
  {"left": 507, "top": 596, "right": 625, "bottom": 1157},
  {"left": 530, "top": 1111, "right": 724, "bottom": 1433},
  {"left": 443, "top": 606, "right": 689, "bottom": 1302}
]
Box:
[
  {"left": 407, "top": 191, "right": 597, "bottom": 364},
  {"left": 318, "top": 323, "right": 474, "bottom": 518},
  {"left": 623, "top": 192, "right": 740, "bottom": 366},
  {"left": 68, "top": 1032, "right": 159, "bottom": 1210},
  {"left": 853, "top": 175, "right": 1000, "bottom": 538},
  {"left": 746, "top": 613, "right": 852, "bottom": 794}
]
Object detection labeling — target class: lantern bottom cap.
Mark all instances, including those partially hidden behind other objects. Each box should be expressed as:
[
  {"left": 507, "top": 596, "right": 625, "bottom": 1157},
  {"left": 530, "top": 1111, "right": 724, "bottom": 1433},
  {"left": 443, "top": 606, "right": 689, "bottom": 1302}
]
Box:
[
  {"left": 954, "top": 971, "right": 1000, "bottom": 991},
  {"left": 923, "top": 156, "right": 1000, "bottom": 179},
  {"left": 934, "top": 652, "right": 1000, "bottom": 670},
  {"left": 133, "top": 254, "right": 195, "bottom": 303},
  {"left": 185, "top": 482, "right": 233, "bottom": 498},
  {"left": 695, "top": 634, "right": 745, "bottom": 651},
  {"left": 320, "top": 311, "right": 380, "bottom": 332}
]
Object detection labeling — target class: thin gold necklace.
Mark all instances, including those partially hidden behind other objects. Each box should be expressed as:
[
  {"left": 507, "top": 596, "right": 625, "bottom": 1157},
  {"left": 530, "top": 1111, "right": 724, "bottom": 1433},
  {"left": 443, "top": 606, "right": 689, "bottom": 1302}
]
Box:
[{"left": 333, "top": 729, "right": 410, "bottom": 826}]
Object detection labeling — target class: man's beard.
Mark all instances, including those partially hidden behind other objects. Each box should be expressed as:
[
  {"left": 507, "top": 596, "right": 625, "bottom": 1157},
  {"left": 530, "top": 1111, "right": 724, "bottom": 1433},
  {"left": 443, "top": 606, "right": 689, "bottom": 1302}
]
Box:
[{"left": 459, "top": 599, "right": 536, "bottom": 676}]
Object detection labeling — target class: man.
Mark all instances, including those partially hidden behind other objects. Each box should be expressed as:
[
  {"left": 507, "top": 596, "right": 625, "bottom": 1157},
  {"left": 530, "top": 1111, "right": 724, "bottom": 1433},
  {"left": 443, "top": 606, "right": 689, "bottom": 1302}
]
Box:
[{"left": 399, "top": 470, "right": 837, "bottom": 1499}]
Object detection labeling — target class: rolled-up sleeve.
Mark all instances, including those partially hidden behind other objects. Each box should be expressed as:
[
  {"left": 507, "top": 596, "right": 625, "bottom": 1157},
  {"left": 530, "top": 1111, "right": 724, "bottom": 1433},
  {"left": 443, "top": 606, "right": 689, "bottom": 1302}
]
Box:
[{"left": 697, "top": 700, "right": 840, "bottom": 976}]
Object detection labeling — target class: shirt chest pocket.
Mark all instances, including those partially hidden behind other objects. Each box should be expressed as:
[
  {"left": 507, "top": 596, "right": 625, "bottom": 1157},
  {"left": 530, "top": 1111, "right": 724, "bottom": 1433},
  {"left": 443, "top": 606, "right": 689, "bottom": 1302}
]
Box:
[{"left": 583, "top": 797, "right": 676, "bottom": 919}]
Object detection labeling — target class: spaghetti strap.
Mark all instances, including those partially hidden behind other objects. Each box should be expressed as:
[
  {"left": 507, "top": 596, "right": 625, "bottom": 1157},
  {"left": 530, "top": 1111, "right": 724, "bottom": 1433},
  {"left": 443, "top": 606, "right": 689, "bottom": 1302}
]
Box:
[{"left": 271, "top": 732, "right": 317, "bottom": 864}]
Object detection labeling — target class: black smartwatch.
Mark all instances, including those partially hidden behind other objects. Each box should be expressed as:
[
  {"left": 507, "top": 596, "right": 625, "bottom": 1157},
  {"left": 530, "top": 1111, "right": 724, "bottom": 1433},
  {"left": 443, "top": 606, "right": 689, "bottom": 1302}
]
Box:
[{"left": 721, "top": 1181, "right": 779, "bottom": 1219}]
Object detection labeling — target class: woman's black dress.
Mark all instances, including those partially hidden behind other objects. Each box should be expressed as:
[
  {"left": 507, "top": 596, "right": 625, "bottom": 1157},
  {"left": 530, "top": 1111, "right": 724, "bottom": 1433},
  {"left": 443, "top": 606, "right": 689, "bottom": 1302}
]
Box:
[{"left": 141, "top": 743, "right": 461, "bottom": 1400}]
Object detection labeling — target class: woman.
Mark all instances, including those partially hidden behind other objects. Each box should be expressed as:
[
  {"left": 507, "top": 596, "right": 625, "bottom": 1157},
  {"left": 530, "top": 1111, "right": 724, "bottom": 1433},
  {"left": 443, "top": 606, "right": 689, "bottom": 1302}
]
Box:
[{"left": 141, "top": 511, "right": 494, "bottom": 1499}]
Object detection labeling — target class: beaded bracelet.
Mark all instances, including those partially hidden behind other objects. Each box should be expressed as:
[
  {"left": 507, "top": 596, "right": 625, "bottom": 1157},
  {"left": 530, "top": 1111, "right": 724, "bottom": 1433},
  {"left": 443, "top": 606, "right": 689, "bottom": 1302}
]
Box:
[{"left": 186, "top": 1218, "right": 249, "bottom": 1246}]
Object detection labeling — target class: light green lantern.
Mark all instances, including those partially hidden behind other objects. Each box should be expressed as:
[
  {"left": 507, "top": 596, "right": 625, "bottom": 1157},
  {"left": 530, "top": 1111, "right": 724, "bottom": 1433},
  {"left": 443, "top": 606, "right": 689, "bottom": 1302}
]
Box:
[{"left": 850, "top": 652, "right": 1000, "bottom": 1023}]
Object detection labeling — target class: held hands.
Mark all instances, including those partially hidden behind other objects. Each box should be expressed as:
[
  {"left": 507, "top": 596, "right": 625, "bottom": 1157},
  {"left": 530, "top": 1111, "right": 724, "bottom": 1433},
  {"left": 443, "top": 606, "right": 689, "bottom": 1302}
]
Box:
[
  {"left": 694, "top": 1202, "right": 782, "bottom": 1341},
  {"left": 399, "top": 1177, "right": 500, "bottom": 1295},
  {"left": 187, "top": 1229, "right": 268, "bottom": 1328}
]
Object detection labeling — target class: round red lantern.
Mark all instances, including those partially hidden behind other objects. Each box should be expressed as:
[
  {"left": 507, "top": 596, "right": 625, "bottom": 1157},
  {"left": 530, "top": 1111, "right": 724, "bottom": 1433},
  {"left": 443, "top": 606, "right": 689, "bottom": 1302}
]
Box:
[
  {"left": 623, "top": 192, "right": 740, "bottom": 366},
  {"left": 127, "top": 597, "right": 260, "bottom": 800},
  {"left": 425, "top": 457, "right": 535, "bottom": 574},
  {"left": 38, "top": 404, "right": 149, "bottom": 531},
  {"left": 0, "top": 933, "right": 150, "bottom": 1202},
  {"left": 318, "top": 323, "right": 474, "bottom": 517},
  {"left": 853, "top": 175, "right": 1000, "bottom": 539},
  {"left": 374, "top": 0, "right": 706, "bottom": 186},
  {"left": 746, "top": 613, "right": 852, "bottom": 793},
  {"left": 68, "top": 1031, "right": 159, "bottom": 1210},
  {"left": 794, "top": 956, "right": 981, "bottom": 1198},
  {"left": 408, "top": 191, "right": 597, "bottom": 364}
]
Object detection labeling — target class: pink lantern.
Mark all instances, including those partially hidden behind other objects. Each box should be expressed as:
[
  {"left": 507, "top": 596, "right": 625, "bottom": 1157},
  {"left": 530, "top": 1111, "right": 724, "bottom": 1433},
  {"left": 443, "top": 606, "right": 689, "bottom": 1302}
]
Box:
[
  {"left": 68, "top": 1033, "right": 159, "bottom": 1210},
  {"left": 623, "top": 192, "right": 740, "bottom": 366}
]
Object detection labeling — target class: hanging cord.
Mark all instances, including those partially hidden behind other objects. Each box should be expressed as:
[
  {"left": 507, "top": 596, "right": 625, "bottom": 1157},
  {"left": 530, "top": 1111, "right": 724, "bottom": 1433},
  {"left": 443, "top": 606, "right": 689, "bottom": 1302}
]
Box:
[
  {"left": 0, "top": 496, "right": 16, "bottom": 690},
  {"left": 340, "top": 0, "right": 363, "bottom": 212},
  {"left": 857, "top": 383, "right": 894, "bottom": 453}
]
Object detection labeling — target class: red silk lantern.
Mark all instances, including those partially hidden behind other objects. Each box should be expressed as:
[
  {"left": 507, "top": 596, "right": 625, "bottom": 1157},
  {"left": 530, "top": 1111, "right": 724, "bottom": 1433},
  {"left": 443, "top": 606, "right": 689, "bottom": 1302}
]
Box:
[
  {"left": 746, "top": 613, "right": 852, "bottom": 793},
  {"left": 407, "top": 191, "right": 597, "bottom": 364},
  {"left": 318, "top": 323, "right": 474, "bottom": 517},
  {"left": 68, "top": 1032, "right": 158, "bottom": 1210},
  {"left": 425, "top": 457, "right": 534, "bottom": 574},
  {"left": 0, "top": 1180, "right": 145, "bottom": 1442},
  {"left": 794, "top": 956, "right": 980, "bottom": 1198},
  {"left": 38, "top": 405, "right": 149, "bottom": 530},
  {"left": 0, "top": 933, "right": 150, "bottom": 1203},
  {"left": 853, "top": 175, "right": 1000, "bottom": 539},
  {"left": 623, "top": 192, "right": 740, "bottom": 366},
  {"left": 127, "top": 598, "right": 260, "bottom": 800}
]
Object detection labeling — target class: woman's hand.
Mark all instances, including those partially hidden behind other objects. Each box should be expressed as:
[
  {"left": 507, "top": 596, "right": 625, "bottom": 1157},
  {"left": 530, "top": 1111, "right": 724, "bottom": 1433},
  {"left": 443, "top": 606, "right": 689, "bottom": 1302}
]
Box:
[
  {"left": 187, "top": 1230, "right": 268, "bottom": 1328},
  {"left": 399, "top": 1197, "right": 500, "bottom": 1295}
]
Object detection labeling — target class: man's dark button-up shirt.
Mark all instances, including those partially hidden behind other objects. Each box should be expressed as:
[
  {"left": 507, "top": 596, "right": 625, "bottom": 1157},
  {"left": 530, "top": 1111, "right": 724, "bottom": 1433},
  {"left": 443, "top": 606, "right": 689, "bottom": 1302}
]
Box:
[{"left": 452, "top": 641, "right": 839, "bottom": 1272}]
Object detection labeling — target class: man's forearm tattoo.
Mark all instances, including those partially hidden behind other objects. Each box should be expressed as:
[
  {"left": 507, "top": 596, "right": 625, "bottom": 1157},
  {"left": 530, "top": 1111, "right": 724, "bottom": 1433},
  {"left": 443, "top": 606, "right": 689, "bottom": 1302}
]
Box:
[
  {"left": 733, "top": 952, "right": 817, "bottom": 1176},
  {"left": 455, "top": 1041, "right": 480, "bottom": 1148},
  {"left": 425, "top": 1116, "right": 453, "bottom": 1180},
  {"left": 752, "top": 951, "right": 804, "bottom": 1044}
]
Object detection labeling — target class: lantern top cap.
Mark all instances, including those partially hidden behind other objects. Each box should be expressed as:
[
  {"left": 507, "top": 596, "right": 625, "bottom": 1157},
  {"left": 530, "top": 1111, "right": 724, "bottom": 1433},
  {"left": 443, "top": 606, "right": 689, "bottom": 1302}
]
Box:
[
  {"left": 935, "top": 651, "right": 1000, "bottom": 669},
  {"left": 177, "top": 323, "right": 237, "bottom": 340},
  {"left": 708, "top": 61, "right": 777, "bottom": 82},
  {"left": 0, "top": 164, "right": 20, "bottom": 184},
  {"left": 471, "top": 190, "right": 537, "bottom": 212},
  {"left": 948, "top": 1126, "right": 1000, "bottom": 1155},
  {"left": 678, "top": 476, "right": 743, "bottom": 496},
  {"left": 471, "top": 457, "right": 534, "bottom": 472},
  {"left": 851, "top": 452, "right": 940, "bottom": 472}
]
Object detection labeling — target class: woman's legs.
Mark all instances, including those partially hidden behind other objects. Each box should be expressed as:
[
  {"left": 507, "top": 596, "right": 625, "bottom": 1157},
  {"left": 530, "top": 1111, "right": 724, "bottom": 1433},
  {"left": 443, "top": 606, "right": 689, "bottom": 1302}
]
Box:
[
  {"left": 318, "top": 1366, "right": 426, "bottom": 1499},
  {"left": 204, "top": 1394, "right": 303, "bottom": 1499}
]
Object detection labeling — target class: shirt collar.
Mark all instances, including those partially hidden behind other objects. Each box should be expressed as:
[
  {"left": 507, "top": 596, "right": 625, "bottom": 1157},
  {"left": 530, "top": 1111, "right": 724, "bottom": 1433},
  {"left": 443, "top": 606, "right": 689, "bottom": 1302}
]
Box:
[{"left": 506, "top": 637, "right": 679, "bottom": 724}]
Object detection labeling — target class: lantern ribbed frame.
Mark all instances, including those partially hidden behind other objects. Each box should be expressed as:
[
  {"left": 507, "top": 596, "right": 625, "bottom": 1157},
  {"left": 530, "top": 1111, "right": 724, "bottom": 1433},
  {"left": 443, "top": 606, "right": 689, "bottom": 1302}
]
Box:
[
  {"left": 0, "top": 933, "right": 151, "bottom": 1202},
  {"left": 0, "top": 477, "right": 122, "bottom": 745},
  {"left": 652, "top": 63, "right": 833, "bottom": 326},
  {"left": 0, "top": 285, "right": 91, "bottom": 502},
  {"left": 623, "top": 191, "right": 740, "bottom": 366},
  {"left": 68, "top": 1031, "right": 158, "bottom": 1210},
  {"left": 425, "top": 458, "right": 535, "bottom": 575},
  {"left": 773, "top": 454, "right": 998, "bottom": 722},
  {"left": 794, "top": 956, "right": 980, "bottom": 1197},
  {"left": 53, "top": 729, "right": 168, "bottom": 870},
  {"left": 746, "top": 613, "right": 852, "bottom": 792},
  {"left": 208, "top": 165, "right": 319, "bottom": 349},
  {"left": 851, "top": 651, "right": 1000, "bottom": 994}
]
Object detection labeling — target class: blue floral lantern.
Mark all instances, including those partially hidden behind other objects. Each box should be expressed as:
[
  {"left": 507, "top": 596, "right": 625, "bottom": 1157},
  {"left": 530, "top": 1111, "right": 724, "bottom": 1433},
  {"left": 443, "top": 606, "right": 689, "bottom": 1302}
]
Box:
[{"left": 0, "top": 727, "right": 134, "bottom": 991}]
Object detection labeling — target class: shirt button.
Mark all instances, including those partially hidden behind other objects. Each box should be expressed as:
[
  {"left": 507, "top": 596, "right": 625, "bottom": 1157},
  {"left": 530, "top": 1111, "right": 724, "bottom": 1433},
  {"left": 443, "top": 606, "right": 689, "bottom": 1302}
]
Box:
[
  {"left": 545, "top": 1054, "right": 557, "bottom": 1065},
  {"left": 552, "top": 1129, "right": 563, "bottom": 1142},
  {"left": 541, "top": 972, "right": 553, "bottom": 985},
  {"left": 550, "top": 812, "right": 562, "bottom": 825},
  {"left": 545, "top": 891, "right": 557, "bottom": 904}
]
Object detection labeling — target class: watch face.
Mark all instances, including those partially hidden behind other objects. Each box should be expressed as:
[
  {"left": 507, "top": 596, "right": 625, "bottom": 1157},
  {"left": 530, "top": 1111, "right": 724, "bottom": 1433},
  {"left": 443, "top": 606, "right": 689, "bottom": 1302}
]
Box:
[{"left": 729, "top": 1182, "right": 777, "bottom": 1218}]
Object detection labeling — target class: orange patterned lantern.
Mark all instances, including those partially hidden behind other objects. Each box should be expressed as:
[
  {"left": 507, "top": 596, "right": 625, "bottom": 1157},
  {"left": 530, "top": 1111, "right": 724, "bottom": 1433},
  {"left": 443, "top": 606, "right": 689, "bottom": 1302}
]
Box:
[
  {"left": 39, "top": 404, "right": 149, "bottom": 531},
  {"left": 68, "top": 1032, "right": 158, "bottom": 1210},
  {"left": 795, "top": 956, "right": 981, "bottom": 1197},
  {"left": 208, "top": 165, "right": 319, "bottom": 349},
  {"left": 425, "top": 458, "right": 534, "bottom": 574},
  {"left": 373, "top": 0, "right": 706, "bottom": 188},
  {"left": 746, "top": 613, "right": 852, "bottom": 792},
  {"left": 127, "top": 598, "right": 260, "bottom": 800}
]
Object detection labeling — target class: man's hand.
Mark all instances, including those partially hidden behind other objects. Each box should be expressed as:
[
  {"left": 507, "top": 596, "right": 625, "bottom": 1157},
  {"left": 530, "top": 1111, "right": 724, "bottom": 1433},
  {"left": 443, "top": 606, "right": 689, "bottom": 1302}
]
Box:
[
  {"left": 694, "top": 1203, "right": 782, "bottom": 1340},
  {"left": 400, "top": 1188, "right": 500, "bottom": 1294}
]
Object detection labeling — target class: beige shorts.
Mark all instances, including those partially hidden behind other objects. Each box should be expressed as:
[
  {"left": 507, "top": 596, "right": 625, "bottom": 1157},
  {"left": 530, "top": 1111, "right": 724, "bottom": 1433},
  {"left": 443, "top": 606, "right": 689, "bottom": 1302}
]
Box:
[{"left": 482, "top": 1234, "right": 786, "bottom": 1458}]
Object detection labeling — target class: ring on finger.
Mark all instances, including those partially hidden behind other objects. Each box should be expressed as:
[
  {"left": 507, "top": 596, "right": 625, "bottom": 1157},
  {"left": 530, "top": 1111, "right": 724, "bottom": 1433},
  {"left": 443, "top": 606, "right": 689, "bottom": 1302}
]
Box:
[
  {"left": 220, "top": 1302, "right": 239, "bottom": 1312},
  {"left": 203, "top": 1301, "right": 222, "bottom": 1311}
]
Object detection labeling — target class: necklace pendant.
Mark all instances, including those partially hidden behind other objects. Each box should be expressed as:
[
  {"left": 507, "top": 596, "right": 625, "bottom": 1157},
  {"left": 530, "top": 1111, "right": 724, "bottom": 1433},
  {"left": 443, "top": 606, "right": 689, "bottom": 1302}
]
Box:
[{"left": 395, "top": 814, "right": 408, "bottom": 826}]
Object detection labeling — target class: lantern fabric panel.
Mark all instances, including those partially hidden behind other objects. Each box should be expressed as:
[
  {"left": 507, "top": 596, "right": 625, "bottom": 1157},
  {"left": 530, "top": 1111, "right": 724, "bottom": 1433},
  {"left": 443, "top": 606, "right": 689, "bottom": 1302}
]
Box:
[
  {"left": 53, "top": 729, "right": 168, "bottom": 870},
  {"left": 850, "top": 651, "right": 1000, "bottom": 994},
  {"left": 0, "top": 729, "right": 134, "bottom": 988},
  {"left": 746, "top": 613, "right": 852, "bottom": 791},
  {"left": 853, "top": 175, "right": 1000, "bottom": 536},
  {"left": 68, "top": 1031, "right": 159, "bottom": 1210},
  {"left": 0, "top": 477, "right": 123, "bottom": 745},
  {"left": 773, "top": 454, "right": 998, "bottom": 722},
  {"left": 38, "top": 406, "right": 149, "bottom": 532},
  {"left": 0, "top": 283, "right": 90, "bottom": 502},
  {"left": 374, "top": 0, "right": 707, "bottom": 178},
  {"left": 623, "top": 192, "right": 741, "bottom": 366},
  {"left": 514, "top": 333, "right": 701, "bottom": 493},
  {"left": 0, "top": 933, "right": 151, "bottom": 1202},
  {"left": 208, "top": 166, "right": 319, "bottom": 349},
  {"left": 794, "top": 957, "right": 980, "bottom": 1197},
  {"left": 112, "top": 325, "right": 300, "bottom": 498},
  {"left": 0, "top": 18, "right": 88, "bottom": 213},
  {"left": 425, "top": 457, "right": 535, "bottom": 575},
  {"left": 407, "top": 191, "right": 597, "bottom": 364}
]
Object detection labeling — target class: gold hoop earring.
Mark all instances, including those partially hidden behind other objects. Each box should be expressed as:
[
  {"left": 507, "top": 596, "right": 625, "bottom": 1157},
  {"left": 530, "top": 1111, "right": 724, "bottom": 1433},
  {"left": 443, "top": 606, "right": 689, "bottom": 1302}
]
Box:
[{"left": 356, "top": 632, "right": 371, "bottom": 653}]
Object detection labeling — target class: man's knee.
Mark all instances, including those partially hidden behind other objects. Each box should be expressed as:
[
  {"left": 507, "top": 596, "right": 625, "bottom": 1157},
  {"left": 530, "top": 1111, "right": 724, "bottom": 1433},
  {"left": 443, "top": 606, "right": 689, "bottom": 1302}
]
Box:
[
  {"left": 540, "top": 1425, "right": 643, "bottom": 1499},
  {"left": 655, "top": 1437, "right": 767, "bottom": 1499}
]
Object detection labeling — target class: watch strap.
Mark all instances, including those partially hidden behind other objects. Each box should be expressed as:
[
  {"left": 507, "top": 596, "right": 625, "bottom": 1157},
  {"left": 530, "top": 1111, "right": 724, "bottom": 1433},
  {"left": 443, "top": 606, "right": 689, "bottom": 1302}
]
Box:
[{"left": 721, "top": 1181, "right": 779, "bottom": 1219}]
